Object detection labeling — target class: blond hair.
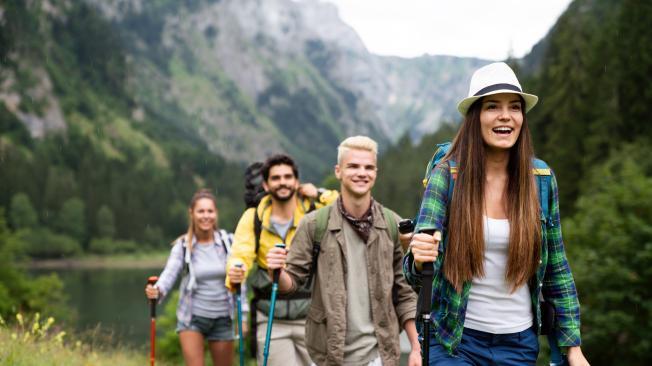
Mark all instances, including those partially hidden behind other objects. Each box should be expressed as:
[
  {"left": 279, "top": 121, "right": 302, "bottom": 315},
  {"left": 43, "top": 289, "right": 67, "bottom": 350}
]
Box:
[{"left": 337, "top": 136, "right": 378, "bottom": 164}]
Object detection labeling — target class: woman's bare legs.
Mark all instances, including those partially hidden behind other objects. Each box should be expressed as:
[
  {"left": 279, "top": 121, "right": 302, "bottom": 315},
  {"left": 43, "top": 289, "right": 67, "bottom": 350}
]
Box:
[{"left": 179, "top": 330, "right": 206, "bottom": 366}]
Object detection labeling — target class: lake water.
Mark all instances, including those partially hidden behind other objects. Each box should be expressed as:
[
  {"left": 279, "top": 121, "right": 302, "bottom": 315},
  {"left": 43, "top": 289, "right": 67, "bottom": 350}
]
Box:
[{"left": 30, "top": 267, "right": 167, "bottom": 348}]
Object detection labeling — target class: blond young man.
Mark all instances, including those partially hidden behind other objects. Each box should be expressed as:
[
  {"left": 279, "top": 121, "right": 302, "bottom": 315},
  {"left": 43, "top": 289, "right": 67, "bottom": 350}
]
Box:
[{"left": 267, "top": 136, "right": 421, "bottom": 366}]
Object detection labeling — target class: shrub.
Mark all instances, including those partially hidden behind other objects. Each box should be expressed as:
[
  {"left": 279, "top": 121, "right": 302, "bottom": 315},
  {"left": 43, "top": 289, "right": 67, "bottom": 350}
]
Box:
[{"left": 16, "top": 228, "right": 82, "bottom": 258}]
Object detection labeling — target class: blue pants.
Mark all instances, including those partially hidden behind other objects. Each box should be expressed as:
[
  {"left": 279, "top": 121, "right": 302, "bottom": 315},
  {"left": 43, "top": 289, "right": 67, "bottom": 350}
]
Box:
[{"left": 429, "top": 327, "right": 539, "bottom": 365}]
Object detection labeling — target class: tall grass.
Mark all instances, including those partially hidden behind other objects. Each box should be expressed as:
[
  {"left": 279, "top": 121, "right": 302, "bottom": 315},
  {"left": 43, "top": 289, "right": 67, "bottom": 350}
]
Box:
[{"left": 0, "top": 313, "right": 172, "bottom": 366}]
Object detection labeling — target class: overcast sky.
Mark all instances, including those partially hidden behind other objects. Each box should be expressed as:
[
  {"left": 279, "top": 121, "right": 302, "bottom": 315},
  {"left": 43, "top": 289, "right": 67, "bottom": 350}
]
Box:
[{"left": 325, "top": 0, "right": 573, "bottom": 60}]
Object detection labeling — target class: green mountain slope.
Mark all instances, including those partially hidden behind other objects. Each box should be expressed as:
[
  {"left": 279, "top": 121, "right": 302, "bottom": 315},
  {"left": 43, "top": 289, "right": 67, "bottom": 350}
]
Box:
[{"left": 0, "top": 1, "right": 245, "bottom": 251}]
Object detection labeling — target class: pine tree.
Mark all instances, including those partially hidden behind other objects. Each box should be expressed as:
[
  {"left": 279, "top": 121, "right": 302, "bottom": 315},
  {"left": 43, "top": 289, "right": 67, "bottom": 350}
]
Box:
[{"left": 9, "top": 193, "right": 38, "bottom": 230}]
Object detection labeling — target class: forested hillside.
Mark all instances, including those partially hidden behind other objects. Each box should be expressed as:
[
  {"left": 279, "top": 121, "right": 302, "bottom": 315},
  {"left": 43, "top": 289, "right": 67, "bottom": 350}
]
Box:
[
  {"left": 374, "top": 1, "right": 652, "bottom": 364},
  {"left": 0, "top": 1, "right": 245, "bottom": 257}
]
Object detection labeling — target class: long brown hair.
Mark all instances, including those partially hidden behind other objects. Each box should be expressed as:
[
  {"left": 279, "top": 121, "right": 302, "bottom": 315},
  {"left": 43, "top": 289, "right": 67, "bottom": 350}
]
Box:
[
  {"left": 182, "top": 189, "right": 218, "bottom": 254},
  {"left": 443, "top": 97, "right": 541, "bottom": 293}
]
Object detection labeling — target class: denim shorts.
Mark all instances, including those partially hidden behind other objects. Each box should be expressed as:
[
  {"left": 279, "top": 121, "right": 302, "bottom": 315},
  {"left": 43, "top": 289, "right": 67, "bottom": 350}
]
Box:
[{"left": 176, "top": 314, "right": 234, "bottom": 341}]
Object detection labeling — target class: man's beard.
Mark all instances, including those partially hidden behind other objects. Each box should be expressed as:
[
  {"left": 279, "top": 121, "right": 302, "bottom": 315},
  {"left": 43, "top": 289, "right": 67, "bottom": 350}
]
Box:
[{"left": 270, "top": 185, "right": 296, "bottom": 202}]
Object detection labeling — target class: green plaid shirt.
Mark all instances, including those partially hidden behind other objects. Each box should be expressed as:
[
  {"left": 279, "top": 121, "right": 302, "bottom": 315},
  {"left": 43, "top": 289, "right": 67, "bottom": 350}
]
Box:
[{"left": 403, "top": 162, "right": 582, "bottom": 354}]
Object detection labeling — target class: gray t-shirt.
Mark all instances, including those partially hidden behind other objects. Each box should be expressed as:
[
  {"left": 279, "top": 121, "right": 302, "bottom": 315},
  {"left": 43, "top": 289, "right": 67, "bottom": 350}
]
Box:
[
  {"left": 191, "top": 242, "right": 230, "bottom": 318},
  {"left": 342, "top": 220, "right": 379, "bottom": 365},
  {"left": 271, "top": 216, "right": 293, "bottom": 241}
]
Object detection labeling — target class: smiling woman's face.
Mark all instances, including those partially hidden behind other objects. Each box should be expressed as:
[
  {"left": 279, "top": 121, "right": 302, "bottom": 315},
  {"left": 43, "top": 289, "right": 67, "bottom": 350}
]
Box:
[
  {"left": 479, "top": 93, "right": 524, "bottom": 152},
  {"left": 191, "top": 197, "right": 217, "bottom": 233}
]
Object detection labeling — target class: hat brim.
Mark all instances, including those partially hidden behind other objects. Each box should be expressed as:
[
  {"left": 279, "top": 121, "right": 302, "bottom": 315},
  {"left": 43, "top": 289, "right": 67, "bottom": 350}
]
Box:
[{"left": 457, "top": 90, "right": 539, "bottom": 117}]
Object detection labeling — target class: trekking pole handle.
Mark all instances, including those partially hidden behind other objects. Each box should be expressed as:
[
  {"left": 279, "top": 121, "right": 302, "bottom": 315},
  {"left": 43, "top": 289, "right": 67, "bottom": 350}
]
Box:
[
  {"left": 417, "top": 229, "right": 437, "bottom": 316},
  {"left": 417, "top": 228, "right": 437, "bottom": 274},
  {"left": 147, "top": 276, "right": 159, "bottom": 318},
  {"left": 398, "top": 219, "right": 415, "bottom": 234},
  {"left": 273, "top": 243, "right": 286, "bottom": 283},
  {"left": 234, "top": 263, "right": 243, "bottom": 293}
]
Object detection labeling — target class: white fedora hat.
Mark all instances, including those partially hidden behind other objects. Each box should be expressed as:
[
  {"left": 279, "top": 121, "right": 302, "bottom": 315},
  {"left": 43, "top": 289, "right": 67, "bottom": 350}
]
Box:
[{"left": 457, "top": 62, "right": 538, "bottom": 116}]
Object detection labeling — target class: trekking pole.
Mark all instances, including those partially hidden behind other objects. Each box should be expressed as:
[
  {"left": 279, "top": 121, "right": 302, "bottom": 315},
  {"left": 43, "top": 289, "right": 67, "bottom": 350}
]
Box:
[
  {"left": 146, "top": 276, "right": 159, "bottom": 366},
  {"left": 417, "top": 229, "right": 437, "bottom": 365},
  {"left": 263, "top": 243, "right": 286, "bottom": 366},
  {"left": 234, "top": 263, "right": 245, "bottom": 366},
  {"left": 548, "top": 334, "right": 567, "bottom": 366}
]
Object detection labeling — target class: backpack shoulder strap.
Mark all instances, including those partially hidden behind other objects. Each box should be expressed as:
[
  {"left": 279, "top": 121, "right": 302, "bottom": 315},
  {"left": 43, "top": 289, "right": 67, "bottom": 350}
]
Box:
[
  {"left": 180, "top": 237, "right": 189, "bottom": 275},
  {"left": 382, "top": 207, "right": 398, "bottom": 243},
  {"left": 218, "top": 229, "right": 232, "bottom": 253},
  {"left": 447, "top": 160, "right": 457, "bottom": 203},
  {"left": 314, "top": 205, "right": 332, "bottom": 244},
  {"left": 423, "top": 142, "right": 452, "bottom": 187},
  {"left": 253, "top": 208, "right": 262, "bottom": 254},
  {"left": 306, "top": 205, "right": 332, "bottom": 287},
  {"left": 532, "top": 158, "right": 552, "bottom": 224}
]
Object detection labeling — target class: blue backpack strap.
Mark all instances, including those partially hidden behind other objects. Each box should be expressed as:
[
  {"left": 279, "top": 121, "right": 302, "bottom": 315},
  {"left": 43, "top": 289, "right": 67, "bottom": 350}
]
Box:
[
  {"left": 421, "top": 141, "right": 457, "bottom": 208},
  {"left": 447, "top": 160, "right": 457, "bottom": 203},
  {"left": 423, "top": 142, "right": 452, "bottom": 187},
  {"left": 532, "top": 158, "right": 552, "bottom": 224}
]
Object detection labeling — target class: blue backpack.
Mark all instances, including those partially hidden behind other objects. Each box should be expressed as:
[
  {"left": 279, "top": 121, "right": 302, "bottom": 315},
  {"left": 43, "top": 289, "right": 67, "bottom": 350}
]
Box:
[
  {"left": 422, "top": 142, "right": 552, "bottom": 224},
  {"left": 422, "top": 142, "right": 566, "bottom": 365}
]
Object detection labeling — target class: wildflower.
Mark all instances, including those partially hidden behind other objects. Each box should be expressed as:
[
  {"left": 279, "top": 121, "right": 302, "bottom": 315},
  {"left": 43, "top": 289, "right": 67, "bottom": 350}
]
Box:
[
  {"left": 11, "top": 332, "right": 17, "bottom": 340},
  {"left": 16, "top": 313, "right": 24, "bottom": 326},
  {"left": 54, "top": 330, "right": 66, "bottom": 344},
  {"left": 0, "top": 314, "right": 5, "bottom": 326},
  {"left": 42, "top": 317, "right": 55, "bottom": 333},
  {"left": 75, "top": 340, "right": 82, "bottom": 349},
  {"left": 32, "top": 319, "right": 40, "bottom": 334}
]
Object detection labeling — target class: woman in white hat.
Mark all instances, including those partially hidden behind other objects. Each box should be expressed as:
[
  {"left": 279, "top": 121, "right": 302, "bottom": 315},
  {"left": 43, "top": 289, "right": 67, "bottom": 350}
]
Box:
[{"left": 404, "top": 62, "right": 589, "bottom": 365}]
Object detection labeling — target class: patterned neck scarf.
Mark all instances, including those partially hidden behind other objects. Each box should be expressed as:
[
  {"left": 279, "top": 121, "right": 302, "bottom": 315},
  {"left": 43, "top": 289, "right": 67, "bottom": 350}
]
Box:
[{"left": 338, "top": 196, "right": 374, "bottom": 243}]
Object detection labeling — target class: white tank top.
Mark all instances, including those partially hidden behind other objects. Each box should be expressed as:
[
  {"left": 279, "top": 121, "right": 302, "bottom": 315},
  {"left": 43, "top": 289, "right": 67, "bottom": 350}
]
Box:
[{"left": 463, "top": 216, "right": 533, "bottom": 334}]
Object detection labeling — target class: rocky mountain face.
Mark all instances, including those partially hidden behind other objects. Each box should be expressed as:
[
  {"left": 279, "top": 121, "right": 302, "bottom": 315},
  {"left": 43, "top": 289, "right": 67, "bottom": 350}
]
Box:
[{"left": 2, "top": 0, "right": 486, "bottom": 178}]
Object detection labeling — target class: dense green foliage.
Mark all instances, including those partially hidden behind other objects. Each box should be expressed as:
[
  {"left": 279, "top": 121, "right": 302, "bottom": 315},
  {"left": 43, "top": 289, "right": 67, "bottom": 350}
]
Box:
[
  {"left": 563, "top": 144, "right": 652, "bottom": 365},
  {"left": 0, "top": 208, "right": 67, "bottom": 319},
  {"left": 526, "top": 0, "right": 652, "bottom": 214}
]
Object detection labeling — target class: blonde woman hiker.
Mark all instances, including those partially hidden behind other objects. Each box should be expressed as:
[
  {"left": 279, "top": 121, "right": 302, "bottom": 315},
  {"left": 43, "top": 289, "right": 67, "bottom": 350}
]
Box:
[{"left": 145, "top": 189, "right": 248, "bottom": 366}]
